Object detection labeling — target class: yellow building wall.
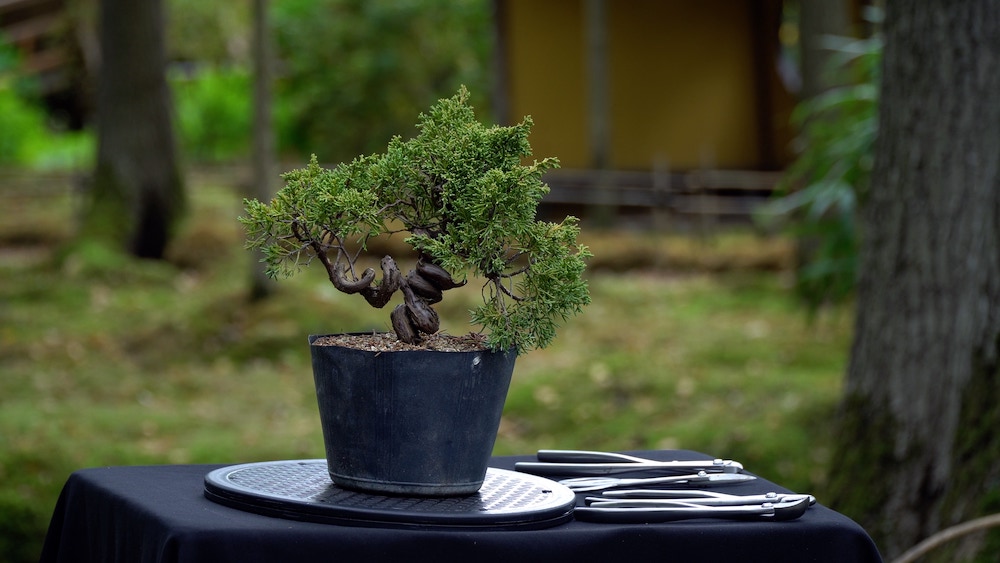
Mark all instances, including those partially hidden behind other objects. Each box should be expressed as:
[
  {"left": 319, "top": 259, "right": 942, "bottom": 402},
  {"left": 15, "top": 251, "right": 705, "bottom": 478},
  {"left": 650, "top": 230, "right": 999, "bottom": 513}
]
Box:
[
  {"left": 503, "top": 0, "right": 766, "bottom": 171},
  {"left": 504, "top": 0, "right": 590, "bottom": 169}
]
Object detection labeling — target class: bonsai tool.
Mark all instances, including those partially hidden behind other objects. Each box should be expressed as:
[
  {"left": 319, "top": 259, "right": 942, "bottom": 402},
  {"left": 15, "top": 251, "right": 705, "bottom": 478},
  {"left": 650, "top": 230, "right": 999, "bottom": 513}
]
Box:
[
  {"left": 515, "top": 449, "right": 744, "bottom": 476},
  {"left": 538, "top": 449, "right": 742, "bottom": 467},
  {"left": 587, "top": 489, "right": 817, "bottom": 507},
  {"left": 572, "top": 496, "right": 812, "bottom": 523},
  {"left": 558, "top": 471, "right": 756, "bottom": 493}
]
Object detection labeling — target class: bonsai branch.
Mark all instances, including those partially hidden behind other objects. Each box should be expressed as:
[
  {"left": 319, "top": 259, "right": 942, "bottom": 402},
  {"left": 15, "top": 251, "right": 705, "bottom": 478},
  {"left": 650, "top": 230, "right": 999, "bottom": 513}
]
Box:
[
  {"left": 359, "top": 256, "right": 401, "bottom": 308},
  {"left": 291, "top": 220, "right": 379, "bottom": 297},
  {"left": 487, "top": 275, "right": 526, "bottom": 302},
  {"left": 312, "top": 243, "right": 374, "bottom": 294},
  {"left": 498, "top": 263, "right": 531, "bottom": 279}
]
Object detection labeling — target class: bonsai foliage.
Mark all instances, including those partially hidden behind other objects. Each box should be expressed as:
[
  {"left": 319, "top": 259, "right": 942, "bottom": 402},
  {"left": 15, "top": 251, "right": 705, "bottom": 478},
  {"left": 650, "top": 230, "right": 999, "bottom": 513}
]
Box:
[{"left": 241, "top": 87, "right": 590, "bottom": 353}]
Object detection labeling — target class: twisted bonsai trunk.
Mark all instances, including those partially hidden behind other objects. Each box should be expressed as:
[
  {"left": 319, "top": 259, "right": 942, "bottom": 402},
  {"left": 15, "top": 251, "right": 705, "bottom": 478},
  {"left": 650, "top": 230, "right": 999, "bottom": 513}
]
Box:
[{"left": 307, "top": 234, "right": 464, "bottom": 344}]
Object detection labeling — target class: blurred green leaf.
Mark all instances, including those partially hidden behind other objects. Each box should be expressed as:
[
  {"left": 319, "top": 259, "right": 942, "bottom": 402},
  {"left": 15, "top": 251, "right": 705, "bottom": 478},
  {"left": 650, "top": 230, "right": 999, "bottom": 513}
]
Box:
[
  {"left": 171, "top": 65, "right": 252, "bottom": 163},
  {"left": 272, "top": 0, "right": 493, "bottom": 162},
  {"left": 760, "top": 28, "right": 881, "bottom": 311}
]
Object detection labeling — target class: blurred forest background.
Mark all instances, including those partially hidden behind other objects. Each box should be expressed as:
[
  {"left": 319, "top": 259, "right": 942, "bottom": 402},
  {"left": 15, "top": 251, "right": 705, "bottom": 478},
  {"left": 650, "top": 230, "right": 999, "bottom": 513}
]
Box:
[
  {"left": 0, "top": 0, "right": 869, "bottom": 559},
  {"left": 3, "top": 1, "right": 998, "bottom": 562},
  {"left": 1, "top": 0, "right": 495, "bottom": 168}
]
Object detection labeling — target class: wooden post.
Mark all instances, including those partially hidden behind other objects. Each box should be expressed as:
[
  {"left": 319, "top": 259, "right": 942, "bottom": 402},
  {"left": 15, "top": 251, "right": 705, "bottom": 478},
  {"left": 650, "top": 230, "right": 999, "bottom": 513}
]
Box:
[{"left": 584, "top": 0, "right": 615, "bottom": 226}]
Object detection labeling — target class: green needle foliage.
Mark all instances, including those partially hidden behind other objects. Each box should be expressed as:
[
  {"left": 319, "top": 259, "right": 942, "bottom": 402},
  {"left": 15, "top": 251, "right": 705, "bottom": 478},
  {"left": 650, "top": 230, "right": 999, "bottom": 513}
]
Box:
[{"left": 241, "top": 87, "right": 590, "bottom": 352}]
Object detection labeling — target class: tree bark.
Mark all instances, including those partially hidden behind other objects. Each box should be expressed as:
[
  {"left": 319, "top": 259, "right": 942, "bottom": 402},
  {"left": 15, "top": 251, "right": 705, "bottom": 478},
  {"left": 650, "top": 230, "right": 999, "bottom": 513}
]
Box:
[
  {"left": 798, "top": 0, "right": 852, "bottom": 100},
  {"left": 828, "top": 1, "right": 1000, "bottom": 560},
  {"left": 84, "top": 0, "right": 184, "bottom": 259},
  {"left": 788, "top": 0, "right": 854, "bottom": 303},
  {"left": 249, "top": 0, "right": 277, "bottom": 300}
]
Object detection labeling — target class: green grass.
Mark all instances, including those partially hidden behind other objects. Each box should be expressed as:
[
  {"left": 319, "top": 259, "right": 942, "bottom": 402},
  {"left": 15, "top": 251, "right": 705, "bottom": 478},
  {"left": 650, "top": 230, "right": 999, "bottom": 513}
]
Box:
[{"left": 0, "top": 179, "right": 853, "bottom": 562}]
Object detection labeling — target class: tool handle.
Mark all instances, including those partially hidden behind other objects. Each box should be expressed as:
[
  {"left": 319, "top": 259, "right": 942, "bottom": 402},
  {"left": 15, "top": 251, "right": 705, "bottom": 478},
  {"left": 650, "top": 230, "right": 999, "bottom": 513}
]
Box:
[
  {"left": 575, "top": 497, "right": 810, "bottom": 523},
  {"left": 601, "top": 489, "right": 727, "bottom": 499},
  {"left": 535, "top": 451, "right": 744, "bottom": 472},
  {"left": 515, "top": 461, "right": 707, "bottom": 477},
  {"left": 536, "top": 450, "right": 647, "bottom": 463},
  {"left": 559, "top": 474, "right": 700, "bottom": 492}
]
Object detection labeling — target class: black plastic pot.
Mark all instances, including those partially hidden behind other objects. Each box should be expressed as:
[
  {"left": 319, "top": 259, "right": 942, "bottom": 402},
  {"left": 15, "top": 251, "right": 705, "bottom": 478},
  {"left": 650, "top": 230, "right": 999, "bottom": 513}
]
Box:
[{"left": 309, "top": 334, "right": 516, "bottom": 496}]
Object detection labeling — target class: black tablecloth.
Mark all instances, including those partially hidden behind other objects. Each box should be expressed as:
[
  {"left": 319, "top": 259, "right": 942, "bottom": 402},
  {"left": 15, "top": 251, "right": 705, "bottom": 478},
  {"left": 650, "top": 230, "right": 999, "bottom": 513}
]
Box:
[{"left": 40, "top": 450, "right": 882, "bottom": 563}]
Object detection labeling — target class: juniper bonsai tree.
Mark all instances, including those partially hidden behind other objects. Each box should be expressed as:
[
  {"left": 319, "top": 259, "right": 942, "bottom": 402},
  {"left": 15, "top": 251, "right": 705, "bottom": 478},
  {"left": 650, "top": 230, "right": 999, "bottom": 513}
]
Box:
[{"left": 241, "top": 87, "right": 590, "bottom": 352}]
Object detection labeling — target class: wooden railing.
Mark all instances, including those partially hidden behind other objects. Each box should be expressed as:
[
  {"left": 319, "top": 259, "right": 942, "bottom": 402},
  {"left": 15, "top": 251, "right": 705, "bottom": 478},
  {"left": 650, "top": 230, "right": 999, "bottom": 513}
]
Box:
[
  {"left": 542, "top": 168, "right": 783, "bottom": 218},
  {"left": 0, "top": 0, "right": 70, "bottom": 93}
]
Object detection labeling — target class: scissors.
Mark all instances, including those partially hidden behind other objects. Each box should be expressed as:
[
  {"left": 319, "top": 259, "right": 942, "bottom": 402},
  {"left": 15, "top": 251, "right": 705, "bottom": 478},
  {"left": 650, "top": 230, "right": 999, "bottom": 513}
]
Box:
[
  {"left": 515, "top": 449, "right": 744, "bottom": 477},
  {"left": 573, "top": 496, "right": 811, "bottom": 523},
  {"left": 558, "top": 471, "right": 756, "bottom": 492}
]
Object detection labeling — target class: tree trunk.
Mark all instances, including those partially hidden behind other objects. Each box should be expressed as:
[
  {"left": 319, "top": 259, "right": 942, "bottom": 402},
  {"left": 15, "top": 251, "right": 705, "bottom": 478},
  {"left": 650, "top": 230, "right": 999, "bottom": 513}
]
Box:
[
  {"left": 828, "top": 1, "right": 1000, "bottom": 560},
  {"left": 249, "top": 0, "right": 277, "bottom": 300},
  {"left": 84, "top": 0, "right": 184, "bottom": 259},
  {"left": 790, "top": 0, "right": 853, "bottom": 303},
  {"left": 798, "top": 0, "right": 852, "bottom": 100}
]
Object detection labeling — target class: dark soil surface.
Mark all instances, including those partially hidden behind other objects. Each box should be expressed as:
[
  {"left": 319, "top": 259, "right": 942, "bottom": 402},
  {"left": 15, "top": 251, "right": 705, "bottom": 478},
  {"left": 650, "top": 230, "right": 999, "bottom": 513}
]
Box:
[{"left": 312, "top": 332, "right": 489, "bottom": 352}]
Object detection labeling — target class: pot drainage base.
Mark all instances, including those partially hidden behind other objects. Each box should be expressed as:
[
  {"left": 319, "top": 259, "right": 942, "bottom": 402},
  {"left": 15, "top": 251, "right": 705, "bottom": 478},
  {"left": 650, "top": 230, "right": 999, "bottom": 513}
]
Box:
[{"left": 204, "top": 460, "right": 576, "bottom": 530}]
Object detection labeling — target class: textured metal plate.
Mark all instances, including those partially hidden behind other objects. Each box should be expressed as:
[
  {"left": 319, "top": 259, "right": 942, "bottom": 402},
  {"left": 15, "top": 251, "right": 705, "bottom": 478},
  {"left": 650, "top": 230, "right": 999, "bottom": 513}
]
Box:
[{"left": 204, "top": 460, "right": 576, "bottom": 530}]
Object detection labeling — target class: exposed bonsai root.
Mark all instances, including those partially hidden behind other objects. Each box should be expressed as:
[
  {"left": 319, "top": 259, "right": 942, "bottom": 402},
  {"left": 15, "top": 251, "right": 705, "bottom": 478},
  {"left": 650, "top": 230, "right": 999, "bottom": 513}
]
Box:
[
  {"left": 405, "top": 270, "right": 443, "bottom": 303},
  {"left": 400, "top": 283, "right": 440, "bottom": 334},
  {"left": 391, "top": 304, "right": 418, "bottom": 344},
  {"left": 417, "top": 260, "right": 466, "bottom": 290},
  {"left": 323, "top": 253, "right": 454, "bottom": 344}
]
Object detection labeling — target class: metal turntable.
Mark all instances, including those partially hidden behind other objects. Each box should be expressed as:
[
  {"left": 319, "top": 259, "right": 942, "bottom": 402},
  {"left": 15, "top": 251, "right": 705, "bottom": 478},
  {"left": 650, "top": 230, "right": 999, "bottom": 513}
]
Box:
[{"left": 204, "top": 460, "right": 576, "bottom": 531}]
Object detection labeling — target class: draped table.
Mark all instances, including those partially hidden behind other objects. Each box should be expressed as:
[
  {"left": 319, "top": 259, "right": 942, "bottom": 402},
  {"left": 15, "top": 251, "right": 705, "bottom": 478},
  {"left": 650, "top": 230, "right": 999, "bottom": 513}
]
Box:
[{"left": 40, "top": 450, "right": 882, "bottom": 563}]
